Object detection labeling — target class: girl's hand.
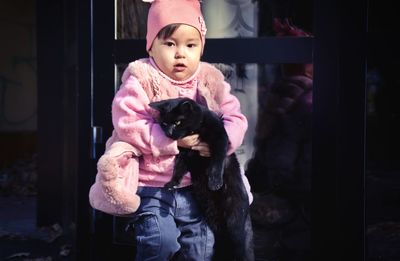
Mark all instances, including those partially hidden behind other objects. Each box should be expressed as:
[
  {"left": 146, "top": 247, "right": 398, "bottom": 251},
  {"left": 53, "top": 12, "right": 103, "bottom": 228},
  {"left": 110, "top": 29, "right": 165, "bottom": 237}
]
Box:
[
  {"left": 177, "top": 134, "right": 211, "bottom": 157},
  {"left": 177, "top": 134, "right": 200, "bottom": 148},
  {"left": 192, "top": 142, "right": 211, "bottom": 157}
]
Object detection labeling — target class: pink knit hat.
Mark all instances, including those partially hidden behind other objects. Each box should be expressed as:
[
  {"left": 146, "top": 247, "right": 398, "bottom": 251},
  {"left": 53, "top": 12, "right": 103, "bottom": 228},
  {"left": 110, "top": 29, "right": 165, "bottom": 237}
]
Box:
[{"left": 144, "top": 0, "right": 207, "bottom": 51}]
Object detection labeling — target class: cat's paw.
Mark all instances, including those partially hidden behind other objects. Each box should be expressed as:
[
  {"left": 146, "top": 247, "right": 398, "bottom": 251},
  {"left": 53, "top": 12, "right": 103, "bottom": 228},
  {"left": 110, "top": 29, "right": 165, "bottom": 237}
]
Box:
[
  {"left": 208, "top": 174, "right": 223, "bottom": 191},
  {"left": 207, "top": 165, "right": 224, "bottom": 190},
  {"left": 164, "top": 181, "right": 179, "bottom": 190}
]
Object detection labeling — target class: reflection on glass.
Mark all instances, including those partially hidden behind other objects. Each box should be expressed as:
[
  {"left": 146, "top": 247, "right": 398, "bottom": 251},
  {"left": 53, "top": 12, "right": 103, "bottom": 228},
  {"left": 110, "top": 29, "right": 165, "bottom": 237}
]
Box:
[
  {"left": 258, "top": 0, "right": 313, "bottom": 37},
  {"left": 116, "top": 0, "right": 313, "bottom": 39},
  {"left": 210, "top": 63, "right": 258, "bottom": 167},
  {"left": 115, "top": 63, "right": 128, "bottom": 92},
  {"left": 116, "top": 0, "right": 149, "bottom": 39},
  {"left": 246, "top": 62, "right": 313, "bottom": 260},
  {"left": 203, "top": 0, "right": 258, "bottom": 38}
]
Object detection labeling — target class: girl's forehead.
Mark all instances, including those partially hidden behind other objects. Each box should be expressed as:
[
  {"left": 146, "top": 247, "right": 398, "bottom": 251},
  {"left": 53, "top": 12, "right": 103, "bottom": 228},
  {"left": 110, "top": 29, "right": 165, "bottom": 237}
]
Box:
[{"left": 167, "top": 25, "right": 201, "bottom": 40}]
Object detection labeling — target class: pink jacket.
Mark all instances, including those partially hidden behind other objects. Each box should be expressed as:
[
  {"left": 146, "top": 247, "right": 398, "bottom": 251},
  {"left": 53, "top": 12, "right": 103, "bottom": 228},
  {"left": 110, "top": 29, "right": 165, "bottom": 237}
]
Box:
[{"left": 112, "top": 58, "right": 248, "bottom": 188}]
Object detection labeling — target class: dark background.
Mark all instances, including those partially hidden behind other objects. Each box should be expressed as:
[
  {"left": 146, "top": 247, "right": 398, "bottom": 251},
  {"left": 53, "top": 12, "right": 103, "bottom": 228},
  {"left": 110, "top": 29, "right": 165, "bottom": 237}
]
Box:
[{"left": 0, "top": 0, "right": 399, "bottom": 260}]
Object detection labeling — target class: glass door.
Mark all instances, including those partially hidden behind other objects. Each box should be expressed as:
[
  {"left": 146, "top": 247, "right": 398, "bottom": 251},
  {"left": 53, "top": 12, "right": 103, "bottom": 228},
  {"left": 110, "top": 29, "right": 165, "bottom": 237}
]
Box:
[{"left": 101, "top": 1, "right": 314, "bottom": 260}]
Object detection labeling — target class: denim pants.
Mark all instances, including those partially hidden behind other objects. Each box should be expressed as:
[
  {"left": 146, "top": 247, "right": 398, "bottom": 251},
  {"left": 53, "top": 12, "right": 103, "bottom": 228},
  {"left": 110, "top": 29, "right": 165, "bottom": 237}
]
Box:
[{"left": 131, "top": 186, "right": 214, "bottom": 261}]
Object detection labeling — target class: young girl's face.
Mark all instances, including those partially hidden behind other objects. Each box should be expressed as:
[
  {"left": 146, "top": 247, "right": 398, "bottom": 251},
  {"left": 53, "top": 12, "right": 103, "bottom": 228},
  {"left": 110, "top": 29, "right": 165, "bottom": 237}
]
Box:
[{"left": 149, "top": 24, "right": 202, "bottom": 81}]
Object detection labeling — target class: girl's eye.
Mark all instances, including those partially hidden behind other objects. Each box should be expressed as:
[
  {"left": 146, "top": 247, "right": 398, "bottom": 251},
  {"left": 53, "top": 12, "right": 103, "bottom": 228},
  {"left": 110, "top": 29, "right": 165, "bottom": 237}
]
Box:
[
  {"left": 165, "top": 41, "right": 174, "bottom": 47},
  {"left": 187, "top": 44, "right": 196, "bottom": 48}
]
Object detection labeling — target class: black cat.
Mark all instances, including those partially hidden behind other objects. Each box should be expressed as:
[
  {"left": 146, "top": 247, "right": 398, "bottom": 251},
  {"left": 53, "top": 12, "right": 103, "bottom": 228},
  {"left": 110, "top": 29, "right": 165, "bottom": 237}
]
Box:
[{"left": 149, "top": 97, "right": 254, "bottom": 261}]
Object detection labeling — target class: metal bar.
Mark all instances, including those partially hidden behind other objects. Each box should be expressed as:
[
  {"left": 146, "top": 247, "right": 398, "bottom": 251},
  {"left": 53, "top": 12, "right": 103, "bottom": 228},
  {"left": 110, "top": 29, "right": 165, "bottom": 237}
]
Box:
[{"left": 114, "top": 37, "right": 313, "bottom": 64}]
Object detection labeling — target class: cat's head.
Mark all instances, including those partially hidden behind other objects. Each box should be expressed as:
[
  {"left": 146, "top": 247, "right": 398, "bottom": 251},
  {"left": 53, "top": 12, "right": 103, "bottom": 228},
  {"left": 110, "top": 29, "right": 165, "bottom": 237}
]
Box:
[{"left": 149, "top": 98, "right": 203, "bottom": 140}]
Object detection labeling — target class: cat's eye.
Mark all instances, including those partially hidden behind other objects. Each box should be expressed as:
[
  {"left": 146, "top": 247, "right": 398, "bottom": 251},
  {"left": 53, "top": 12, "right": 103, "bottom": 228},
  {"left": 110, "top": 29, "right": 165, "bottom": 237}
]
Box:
[
  {"left": 175, "top": 120, "right": 181, "bottom": 126},
  {"left": 162, "top": 122, "right": 168, "bottom": 126}
]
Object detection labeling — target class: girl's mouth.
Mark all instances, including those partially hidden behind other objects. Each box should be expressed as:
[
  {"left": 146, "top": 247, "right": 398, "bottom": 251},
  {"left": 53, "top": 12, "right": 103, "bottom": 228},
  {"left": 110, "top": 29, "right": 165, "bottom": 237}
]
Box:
[{"left": 174, "top": 64, "right": 186, "bottom": 71}]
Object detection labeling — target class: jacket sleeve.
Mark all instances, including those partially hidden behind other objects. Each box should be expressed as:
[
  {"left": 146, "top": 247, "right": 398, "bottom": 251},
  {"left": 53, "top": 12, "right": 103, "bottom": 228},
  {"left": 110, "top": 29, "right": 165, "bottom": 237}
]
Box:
[
  {"left": 217, "top": 81, "right": 248, "bottom": 155},
  {"left": 112, "top": 75, "right": 179, "bottom": 157}
]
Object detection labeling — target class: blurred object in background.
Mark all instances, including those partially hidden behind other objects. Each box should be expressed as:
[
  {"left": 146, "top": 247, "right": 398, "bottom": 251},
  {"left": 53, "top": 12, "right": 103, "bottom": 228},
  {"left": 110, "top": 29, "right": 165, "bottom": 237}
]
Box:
[{"left": 246, "top": 18, "right": 313, "bottom": 261}]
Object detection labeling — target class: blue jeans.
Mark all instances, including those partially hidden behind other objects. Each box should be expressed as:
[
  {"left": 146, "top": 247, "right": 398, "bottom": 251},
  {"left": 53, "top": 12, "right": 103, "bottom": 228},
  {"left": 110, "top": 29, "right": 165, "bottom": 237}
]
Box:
[{"left": 131, "top": 186, "right": 214, "bottom": 261}]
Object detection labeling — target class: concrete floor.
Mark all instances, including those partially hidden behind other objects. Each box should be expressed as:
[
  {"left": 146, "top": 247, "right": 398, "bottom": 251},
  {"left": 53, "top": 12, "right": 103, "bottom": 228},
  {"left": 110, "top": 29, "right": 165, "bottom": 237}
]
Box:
[
  {"left": 0, "top": 196, "right": 36, "bottom": 236},
  {"left": 0, "top": 166, "right": 399, "bottom": 261},
  {"left": 0, "top": 196, "right": 73, "bottom": 261}
]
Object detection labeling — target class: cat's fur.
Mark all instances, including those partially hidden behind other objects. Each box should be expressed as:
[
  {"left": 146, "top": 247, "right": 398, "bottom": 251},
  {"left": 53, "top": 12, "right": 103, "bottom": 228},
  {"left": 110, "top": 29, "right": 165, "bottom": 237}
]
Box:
[{"left": 149, "top": 97, "right": 254, "bottom": 261}]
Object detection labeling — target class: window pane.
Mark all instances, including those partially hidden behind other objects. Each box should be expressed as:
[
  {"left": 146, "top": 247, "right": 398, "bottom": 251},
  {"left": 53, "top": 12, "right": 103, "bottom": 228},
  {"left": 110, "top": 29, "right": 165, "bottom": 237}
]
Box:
[
  {"left": 366, "top": 2, "right": 400, "bottom": 260},
  {"left": 244, "top": 63, "right": 312, "bottom": 260},
  {"left": 202, "top": 1, "right": 258, "bottom": 38},
  {"left": 204, "top": 0, "right": 313, "bottom": 38},
  {"left": 115, "top": 61, "right": 313, "bottom": 260},
  {"left": 366, "top": 62, "right": 400, "bottom": 261},
  {"left": 116, "top": 0, "right": 149, "bottom": 39},
  {"left": 116, "top": 0, "right": 313, "bottom": 39}
]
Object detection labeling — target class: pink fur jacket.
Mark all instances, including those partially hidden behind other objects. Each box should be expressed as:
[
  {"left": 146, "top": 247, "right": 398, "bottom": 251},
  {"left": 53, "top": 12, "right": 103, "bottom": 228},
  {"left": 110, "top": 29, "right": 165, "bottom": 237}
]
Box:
[
  {"left": 89, "top": 132, "right": 142, "bottom": 215},
  {"left": 89, "top": 58, "right": 251, "bottom": 215}
]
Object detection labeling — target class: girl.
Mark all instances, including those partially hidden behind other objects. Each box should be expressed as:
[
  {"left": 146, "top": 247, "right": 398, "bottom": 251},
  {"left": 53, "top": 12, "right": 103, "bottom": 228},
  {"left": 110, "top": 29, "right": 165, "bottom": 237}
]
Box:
[{"left": 112, "top": 0, "right": 251, "bottom": 259}]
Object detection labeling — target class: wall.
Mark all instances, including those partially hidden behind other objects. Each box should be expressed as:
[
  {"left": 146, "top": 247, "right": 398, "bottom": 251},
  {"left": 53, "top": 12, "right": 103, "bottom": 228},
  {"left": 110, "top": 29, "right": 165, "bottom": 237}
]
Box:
[{"left": 0, "top": 0, "right": 37, "bottom": 166}]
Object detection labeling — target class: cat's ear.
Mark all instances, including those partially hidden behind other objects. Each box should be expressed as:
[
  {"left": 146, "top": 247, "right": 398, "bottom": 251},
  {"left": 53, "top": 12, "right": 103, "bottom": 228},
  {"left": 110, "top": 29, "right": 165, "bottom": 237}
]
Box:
[
  {"left": 149, "top": 100, "right": 167, "bottom": 112},
  {"left": 180, "top": 100, "right": 194, "bottom": 114}
]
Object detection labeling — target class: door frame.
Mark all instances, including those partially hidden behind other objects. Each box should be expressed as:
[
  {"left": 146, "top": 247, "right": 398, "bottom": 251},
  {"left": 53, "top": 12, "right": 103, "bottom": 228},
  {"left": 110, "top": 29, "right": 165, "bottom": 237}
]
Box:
[{"left": 36, "top": 0, "right": 366, "bottom": 260}]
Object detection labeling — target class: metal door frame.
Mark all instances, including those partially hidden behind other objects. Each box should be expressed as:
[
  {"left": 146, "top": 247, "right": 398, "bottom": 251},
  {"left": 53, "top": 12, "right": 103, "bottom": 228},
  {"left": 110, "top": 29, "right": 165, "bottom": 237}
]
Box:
[{"left": 74, "top": 0, "right": 366, "bottom": 260}]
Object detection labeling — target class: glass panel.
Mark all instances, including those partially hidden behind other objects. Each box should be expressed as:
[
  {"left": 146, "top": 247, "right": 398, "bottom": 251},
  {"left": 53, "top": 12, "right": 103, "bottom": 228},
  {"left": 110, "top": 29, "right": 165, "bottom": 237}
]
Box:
[
  {"left": 366, "top": 64, "right": 400, "bottom": 261},
  {"left": 202, "top": 1, "right": 258, "bottom": 38},
  {"left": 244, "top": 63, "right": 312, "bottom": 261},
  {"left": 115, "top": 63, "right": 128, "bottom": 93},
  {"left": 257, "top": 0, "right": 313, "bottom": 37},
  {"left": 115, "top": 61, "right": 313, "bottom": 260},
  {"left": 204, "top": 0, "right": 313, "bottom": 38},
  {"left": 366, "top": 3, "right": 400, "bottom": 260},
  {"left": 116, "top": 0, "right": 313, "bottom": 39},
  {"left": 116, "top": 0, "right": 149, "bottom": 39}
]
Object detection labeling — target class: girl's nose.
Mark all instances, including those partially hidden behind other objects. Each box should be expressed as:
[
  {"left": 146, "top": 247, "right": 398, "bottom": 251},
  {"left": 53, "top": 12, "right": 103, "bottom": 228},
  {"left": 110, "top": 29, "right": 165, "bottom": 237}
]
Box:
[{"left": 175, "top": 47, "right": 185, "bottom": 58}]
